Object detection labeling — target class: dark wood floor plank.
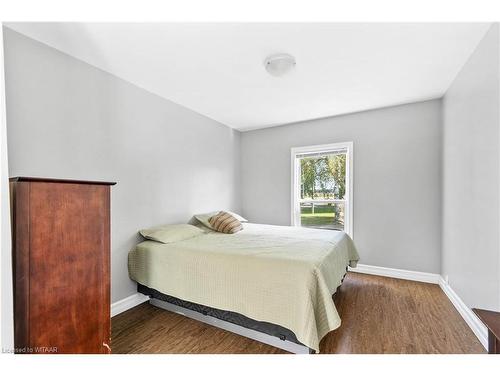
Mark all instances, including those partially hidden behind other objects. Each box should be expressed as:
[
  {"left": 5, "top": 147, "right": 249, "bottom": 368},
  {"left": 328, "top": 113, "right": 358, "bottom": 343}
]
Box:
[{"left": 111, "top": 272, "right": 485, "bottom": 354}]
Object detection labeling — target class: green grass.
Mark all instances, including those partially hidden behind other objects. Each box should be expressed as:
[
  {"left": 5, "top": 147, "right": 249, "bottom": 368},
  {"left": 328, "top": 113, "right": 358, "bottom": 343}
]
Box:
[
  {"left": 300, "top": 205, "right": 335, "bottom": 215},
  {"left": 300, "top": 205, "right": 343, "bottom": 228}
]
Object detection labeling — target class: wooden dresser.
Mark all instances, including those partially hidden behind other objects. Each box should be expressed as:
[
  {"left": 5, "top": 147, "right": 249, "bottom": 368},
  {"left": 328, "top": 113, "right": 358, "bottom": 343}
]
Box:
[
  {"left": 473, "top": 308, "right": 500, "bottom": 354},
  {"left": 10, "top": 177, "right": 116, "bottom": 354}
]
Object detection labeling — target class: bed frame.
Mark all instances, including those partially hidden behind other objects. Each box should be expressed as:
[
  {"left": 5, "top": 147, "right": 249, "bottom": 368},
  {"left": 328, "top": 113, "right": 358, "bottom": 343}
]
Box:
[
  {"left": 137, "top": 268, "right": 347, "bottom": 354},
  {"left": 149, "top": 297, "right": 312, "bottom": 354}
]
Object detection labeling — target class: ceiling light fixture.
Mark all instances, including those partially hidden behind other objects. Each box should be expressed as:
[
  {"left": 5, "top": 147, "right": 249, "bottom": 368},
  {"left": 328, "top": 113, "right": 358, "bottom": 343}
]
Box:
[{"left": 264, "top": 53, "right": 296, "bottom": 77}]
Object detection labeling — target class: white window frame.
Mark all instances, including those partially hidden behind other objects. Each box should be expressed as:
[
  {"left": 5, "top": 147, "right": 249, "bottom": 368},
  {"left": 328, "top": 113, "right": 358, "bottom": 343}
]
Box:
[{"left": 290, "top": 141, "right": 353, "bottom": 237}]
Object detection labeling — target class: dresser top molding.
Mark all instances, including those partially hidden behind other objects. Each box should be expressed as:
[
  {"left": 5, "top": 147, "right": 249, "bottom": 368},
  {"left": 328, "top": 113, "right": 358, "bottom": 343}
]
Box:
[{"left": 9, "top": 176, "right": 117, "bottom": 186}]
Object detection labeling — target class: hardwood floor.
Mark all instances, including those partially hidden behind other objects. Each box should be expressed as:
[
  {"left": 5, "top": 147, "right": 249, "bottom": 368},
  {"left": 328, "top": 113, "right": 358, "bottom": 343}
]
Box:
[{"left": 111, "top": 272, "right": 485, "bottom": 354}]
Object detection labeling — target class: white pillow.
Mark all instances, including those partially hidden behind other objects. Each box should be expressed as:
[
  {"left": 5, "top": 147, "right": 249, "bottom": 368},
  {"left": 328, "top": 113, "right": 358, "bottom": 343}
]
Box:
[
  {"left": 193, "top": 212, "right": 219, "bottom": 229},
  {"left": 226, "top": 211, "right": 248, "bottom": 222},
  {"left": 194, "top": 211, "right": 247, "bottom": 229},
  {"left": 139, "top": 224, "right": 204, "bottom": 244}
]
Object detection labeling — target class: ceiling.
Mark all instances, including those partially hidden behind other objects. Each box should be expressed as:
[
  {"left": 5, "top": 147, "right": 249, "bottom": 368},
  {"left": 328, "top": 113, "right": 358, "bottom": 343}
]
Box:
[{"left": 5, "top": 22, "right": 491, "bottom": 131}]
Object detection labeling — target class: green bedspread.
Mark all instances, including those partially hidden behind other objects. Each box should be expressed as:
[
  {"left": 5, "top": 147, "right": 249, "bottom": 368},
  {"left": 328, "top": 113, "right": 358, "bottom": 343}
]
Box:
[{"left": 128, "top": 223, "right": 359, "bottom": 352}]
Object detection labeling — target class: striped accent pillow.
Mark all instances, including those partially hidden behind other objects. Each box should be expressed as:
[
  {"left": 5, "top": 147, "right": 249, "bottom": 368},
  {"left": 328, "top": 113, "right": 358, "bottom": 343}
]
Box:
[{"left": 208, "top": 211, "right": 243, "bottom": 234}]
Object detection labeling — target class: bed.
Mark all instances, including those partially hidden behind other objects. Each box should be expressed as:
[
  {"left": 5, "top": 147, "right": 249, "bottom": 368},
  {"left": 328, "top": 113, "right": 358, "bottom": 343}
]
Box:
[{"left": 128, "top": 222, "right": 359, "bottom": 353}]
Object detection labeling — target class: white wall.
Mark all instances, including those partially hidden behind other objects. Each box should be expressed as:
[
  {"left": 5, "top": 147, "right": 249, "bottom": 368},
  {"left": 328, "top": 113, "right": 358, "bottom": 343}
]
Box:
[
  {"left": 0, "top": 23, "right": 14, "bottom": 352},
  {"left": 3, "top": 27, "right": 241, "bottom": 303},
  {"left": 241, "top": 100, "right": 443, "bottom": 273},
  {"left": 442, "top": 24, "right": 500, "bottom": 311}
]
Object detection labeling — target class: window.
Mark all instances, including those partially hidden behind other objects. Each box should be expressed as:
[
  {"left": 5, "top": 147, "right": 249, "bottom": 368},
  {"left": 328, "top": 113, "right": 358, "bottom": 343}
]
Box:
[{"left": 291, "top": 142, "right": 353, "bottom": 236}]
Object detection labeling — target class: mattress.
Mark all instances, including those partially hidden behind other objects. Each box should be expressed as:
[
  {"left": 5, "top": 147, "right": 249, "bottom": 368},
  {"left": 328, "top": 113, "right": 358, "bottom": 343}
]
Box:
[{"left": 128, "top": 223, "right": 359, "bottom": 352}]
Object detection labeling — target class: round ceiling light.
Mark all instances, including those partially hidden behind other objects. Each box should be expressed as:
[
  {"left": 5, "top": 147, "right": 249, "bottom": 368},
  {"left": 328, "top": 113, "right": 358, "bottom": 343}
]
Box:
[{"left": 264, "top": 53, "right": 296, "bottom": 77}]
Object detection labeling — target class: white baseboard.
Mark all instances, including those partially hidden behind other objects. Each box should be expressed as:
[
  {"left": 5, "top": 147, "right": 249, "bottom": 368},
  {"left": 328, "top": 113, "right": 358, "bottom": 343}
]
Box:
[
  {"left": 438, "top": 277, "right": 488, "bottom": 350},
  {"left": 111, "top": 292, "right": 150, "bottom": 317},
  {"left": 350, "top": 263, "right": 441, "bottom": 284}
]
